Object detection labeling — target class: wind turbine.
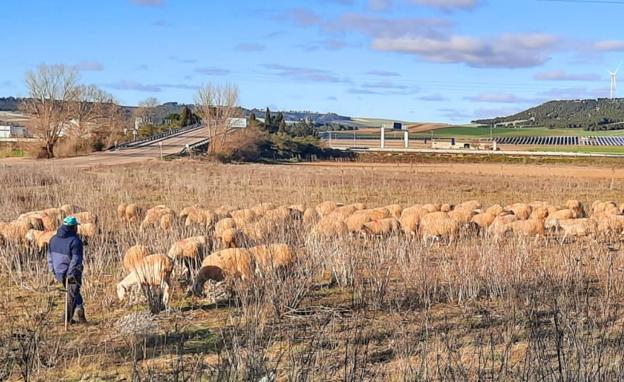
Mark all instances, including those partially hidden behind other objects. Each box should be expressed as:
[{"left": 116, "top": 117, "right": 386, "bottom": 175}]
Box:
[{"left": 609, "top": 63, "right": 621, "bottom": 99}]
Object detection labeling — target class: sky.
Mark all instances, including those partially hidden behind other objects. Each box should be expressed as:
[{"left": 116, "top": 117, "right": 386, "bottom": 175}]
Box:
[{"left": 1, "top": 0, "right": 624, "bottom": 123}]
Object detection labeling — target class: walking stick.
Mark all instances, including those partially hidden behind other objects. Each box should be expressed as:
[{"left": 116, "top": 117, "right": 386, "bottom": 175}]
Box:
[{"left": 64, "top": 277, "right": 69, "bottom": 332}]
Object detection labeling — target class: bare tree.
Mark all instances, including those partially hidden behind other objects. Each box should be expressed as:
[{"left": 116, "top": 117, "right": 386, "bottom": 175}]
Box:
[
  {"left": 19, "top": 65, "right": 80, "bottom": 158},
  {"left": 194, "top": 83, "right": 241, "bottom": 153},
  {"left": 134, "top": 97, "right": 160, "bottom": 128}
]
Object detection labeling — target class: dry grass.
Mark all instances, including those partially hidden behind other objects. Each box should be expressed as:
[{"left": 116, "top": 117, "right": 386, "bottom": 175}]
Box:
[{"left": 1, "top": 159, "right": 624, "bottom": 381}]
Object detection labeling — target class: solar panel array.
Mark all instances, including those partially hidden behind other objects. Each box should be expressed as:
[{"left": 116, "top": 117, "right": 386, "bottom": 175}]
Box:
[{"left": 494, "top": 136, "right": 624, "bottom": 146}]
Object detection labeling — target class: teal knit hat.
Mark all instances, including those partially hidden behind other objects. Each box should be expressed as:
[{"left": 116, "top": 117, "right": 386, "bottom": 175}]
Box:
[{"left": 63, "top": 216, "right": 80, "bottom": 226}]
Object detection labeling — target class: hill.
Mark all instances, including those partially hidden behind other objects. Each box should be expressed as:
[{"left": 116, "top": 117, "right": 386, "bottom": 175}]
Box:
[
  {"left": 0, "top": 97, "right": 353, "bottom": 127},
  {"left": 474, "top": 98, "right": 624, "bottom": 131}
]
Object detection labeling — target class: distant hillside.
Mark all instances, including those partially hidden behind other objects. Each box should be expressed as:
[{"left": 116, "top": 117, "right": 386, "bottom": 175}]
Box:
[
  {"left": 0, "top": 97, "right": 353, "bottom": 127},
  {"left": 474, "top": 99, "right": 624, "bottom": 131}
]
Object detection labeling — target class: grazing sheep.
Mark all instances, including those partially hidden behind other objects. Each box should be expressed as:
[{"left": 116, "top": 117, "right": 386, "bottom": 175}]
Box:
[
  {"left": 316, "top": 201, "right": 340, "bottom": 217},
  {"left": 220, "top": 228, "right": 240, "bottom": 248},
  {"left": 440, "top": 203, "right": 453, "bottom": 213},
  {"left": 549, "top": 209, "right": 575, "bottom": 221},
  {"left": 25, "top": 229, "right": 56, "bottom": 252},
  {"left": 457, "top": 200, "right": 481, "bottom": 212},
  {"left": 117, "top": 254, "right": 174, "bottom": 306},
  {"left": 231, "top": 209, "right": 257, "bottom": 228},
  {"left": 159, "top": 214, "right": 175, "bottom": 231},
  {"left": 248, "top": 243, "right": 296, "bottom": 272},
  {"left": 592, "top": 201, "right": 618, "bottom": 215},
  {"left": 250, "top": 202, "right": 276, "bottom": 216},
  {"left": 593, "top": 214, "right": 624, "bottom": 236},
  {"left": 215, "top": 218, "right": 237, "bottom": 238},
  {"left": 487, "top": 213, "right": 519, "bottom": 237},
  {"left": 448, "top": 207, "right": 475, "bottom": 225},
  {"left": 192, "top": 244, "right": 296, "bottom": 296},
  {"left": 507, "top": 203, "right": 532, "bottom": 220},
  {"left": 471, "top": 212, "right": 497, "bottom": 231},
  {"left": 565, "top": 199, "right": 585, "bottom": 218},
  {"left": 509, "top": 218, "right": 545, "bottom": 237},
  {"left": 214, "top": 205, "right": 236, "bottom": 217},
  {"left": 384, "top": 204, "right": 403, "bottom": 219},
  {"left": 399, "top": 212, "right": 422, "bottom": 235},
  {"left": 302, "top": 207, "right": 320, "bottom": 226},
  {"left": 420, "top": 212, "right": 459, "bottom": 241},
  {"left": 0, "top": 220, "right": 33, "bottom": 244},
  {"left": 123, "top": 245, "right": 151, "bottom": 272},
  {"left": 77, "top": 223, "right": 98, "bottom": 239},
  {"left": 421, "top": 203, "right": 441, "bottom": 213},
  {"left": 553, "top": 218, "right": 597, "bottom": 238},
  {"left": 168, "top": 236, "right": 208, "bottom": 275},
  {"left": 311, "top": 216, "right": 348, "bottom": 237},
  {"left": 485, "top": 204, "right": 504, "bottom": 216},
  {"left": 117, "top": 203, "right": 128, "bottom": 221},
  {"left": 288, "top": 204, "right": 306, "bottom": 213},
  {"left": 74, "top": 211, "right": 97, "bottom": 225},
  {"left": 140, "top": 206, "right": 176, "bottom": 230},
  {"left": 529, "top": 207, "right": 549, "bottom": 220},
  {"left": 345, "top": 212, "right": 372, "bottom": 233},
  {"left": 363, "top": 218, "right": 400, "bottom": 236}
]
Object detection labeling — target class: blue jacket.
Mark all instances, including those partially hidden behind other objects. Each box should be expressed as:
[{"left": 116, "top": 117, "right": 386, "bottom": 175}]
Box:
[{"left": 47, "top": 225, "right": 84, "bottom": 281}]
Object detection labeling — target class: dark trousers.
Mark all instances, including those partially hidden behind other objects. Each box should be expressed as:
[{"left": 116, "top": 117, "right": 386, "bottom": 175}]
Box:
[{"left": 57, "top": 274, "right": 83, "bottom": 322}]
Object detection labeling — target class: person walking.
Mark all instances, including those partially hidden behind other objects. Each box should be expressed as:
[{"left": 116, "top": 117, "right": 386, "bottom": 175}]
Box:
[{"left": 47, "top": 216, "right": 87, "bottom": 324}]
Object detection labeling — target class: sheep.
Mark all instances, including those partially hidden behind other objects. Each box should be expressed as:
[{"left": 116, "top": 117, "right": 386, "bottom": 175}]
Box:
[
  {"left": 0, "top": 220, "right": 33, "bottom": 245},
  {"left": 250, "top": 202, "right": 276, "bottom": 216},
  {"left": 592, "top": 201, "right": 618, "bottom": 215},
  {"left": 214, "top": 205, "right": 236, "bottom": 217},
  {"left": 448, "top": 208, "right": 475, "bottom": 225},
  {"left": 159, "top": 214, "right": 175, "bottom": 231},
  {"left": 457, "top": 200, "right": 481, "bottom": 212},
  {"left": 303, "top": 207, "right": 320, "bottom": 226},
  {"left": 593, "top": 214, "right": 624, "bottom": 236},
  {"left": 419, "top": 212, "right": 459, "bottom": 241},
  {"left": 399, "top": 212, "right": 422, "bottom": 235},
  {"left": 215, "top": 218, "right": 237, "bottom": 238},
  {"left": 508, "top": 218, "right": 545, "bottom": 237},
  {"left": 565, "top": 199, "right": 585, "bottom": 218},
  {"left": 73, "top": 211, "right": 97, "bottom": 225},
  {"left": 362, "top": 218, "right": 400, "bottom": 236},
  {"left": 529, "top": 206, "right": 549, "bottom": 220},
  {"left": 487, "top": 213, "right": 519, "bottom": 237},
  {"left": 311, "top": 216, "right": 348, "bottom": 237},
  {"left": 220, "top": 228, "right": 241, "bottom": 248},
  {"left": 230, "top": 209, "right": 257, "bottom": 228},
  {"left": 25, "top": 229, "right": 56, "bottom": 253},
  {"left": 316, "top": 201, "right": 340, "bottom": 217},
  {"left": 345, "top": 212, "right": 372, "bottom": 233},
  {"left": 507, "top": 203, "right": 532, "bottom": 220},
  {"left": 192, "top": 244, "right": 295, "bottom": 296},
  {"left": 168, "top": 236, "right": 209, "bottom": 276},
  {"left": 140, "top": 206, "right": 175, "bottom": 230},
  {"left": 485, "top": 204, "right": 504, "bottom": 216},
  {"left": 471, "top": 212, "right": 497, "bottom": 231},
  {"left": 288, "top": 204, "right": 305, "bottom": 213},
  {"left": 440, "top": 203, "right": 453, "bottom": 213},
  {"left": 77, "top": 223, "right": 98, "bottom": 239},
  {"left": 553, "top": 218, "right": 597, "bottom": 238},
  {"left": 248, "top": 243, "right": 296, "bottom": 273},
  {"left": 549, "top": 209, "right": 575, "bottom": 221},
  {"left": 117, "top": 254, "right": 174, "bottom": 307},
  {"left": 117, "top": 203, "right": 128, "bottom": 221},
  {"left": 384, "top": 204, "right": 403, "bottom": 219},
  {"left": 123, "top": 245, "right": 151, "bottom": 272},
  {"left": 421, "top": 203, "right": 441, "bottom": 213}
]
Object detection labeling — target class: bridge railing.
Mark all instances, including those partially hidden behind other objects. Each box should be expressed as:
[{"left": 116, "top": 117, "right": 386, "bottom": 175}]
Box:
[{"left": 110, "top": 123, "right": 202, "bottom": 151}]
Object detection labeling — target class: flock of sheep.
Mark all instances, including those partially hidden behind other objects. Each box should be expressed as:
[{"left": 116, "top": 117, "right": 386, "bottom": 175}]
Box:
[{"left": 2, "top": 198, "right": 624, "bottom": 310}]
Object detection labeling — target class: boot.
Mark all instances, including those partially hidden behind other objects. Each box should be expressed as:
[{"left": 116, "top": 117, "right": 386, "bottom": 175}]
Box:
[{"left": 75, "top": 306, "right": 87, "bottom": 324}]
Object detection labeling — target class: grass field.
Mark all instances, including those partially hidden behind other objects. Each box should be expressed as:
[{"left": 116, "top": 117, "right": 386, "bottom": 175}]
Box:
[
  {"left": 528, "top": 145, "right": 624, "bottom": 155},
  {"left": 3, "top": 160, "right": 624, "bottom": 380}
]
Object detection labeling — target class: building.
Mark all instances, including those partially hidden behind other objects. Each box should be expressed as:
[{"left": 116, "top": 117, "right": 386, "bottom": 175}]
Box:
[
  {"left": 431, "top": 138, "right": 471, "bottom": 150},
  {"left": 0, "top": 125, "right": 28, "bottom": 139}
]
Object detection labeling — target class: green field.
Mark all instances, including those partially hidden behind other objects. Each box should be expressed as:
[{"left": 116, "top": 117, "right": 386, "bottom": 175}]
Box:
[{"left": 528, "top": 146, "right": 624, "bottom": 155}]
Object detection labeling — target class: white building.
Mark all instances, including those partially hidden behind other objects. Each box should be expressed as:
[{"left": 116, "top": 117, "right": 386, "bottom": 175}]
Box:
[{"left": 0, "top": 125, "right": 28, "bottom": 139}]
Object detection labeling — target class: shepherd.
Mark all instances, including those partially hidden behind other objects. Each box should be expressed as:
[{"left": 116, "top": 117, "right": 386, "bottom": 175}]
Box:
[{"left": 47, "top": 216, "right": 87, "bottom": 325}]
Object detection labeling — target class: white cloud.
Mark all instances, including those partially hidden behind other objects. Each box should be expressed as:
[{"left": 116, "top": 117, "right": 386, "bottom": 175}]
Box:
[
  {"left": 534, "top": 70, "right": 600, "bottom": 82},
  {"left": 594, "top": 40, "right": 624, "bottom": 51},
  {"left": 372, "top": 33, "right": 559, "bottom": 68},
  {"left": 74, "top": 61, "right": 104, "bottom": 71},
  {"left": 465, "top": 92, "right": 531, "bottom": 103},
  {"left": 408, "top": 0, "right": 479, "bottom": 10}
]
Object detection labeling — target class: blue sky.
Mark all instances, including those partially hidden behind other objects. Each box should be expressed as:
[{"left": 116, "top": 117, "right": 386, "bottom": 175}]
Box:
[{"left": 1, "top": 0, "right": 624, "bottom": 122}]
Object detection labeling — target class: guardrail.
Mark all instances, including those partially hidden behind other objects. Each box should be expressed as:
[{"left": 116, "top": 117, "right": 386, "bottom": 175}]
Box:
[
  {"left": 179, "top": 138, "right": 210, "bottom": 155},
  {"left": 110, "top": 123, "right": 202, "bottom": 150}
]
